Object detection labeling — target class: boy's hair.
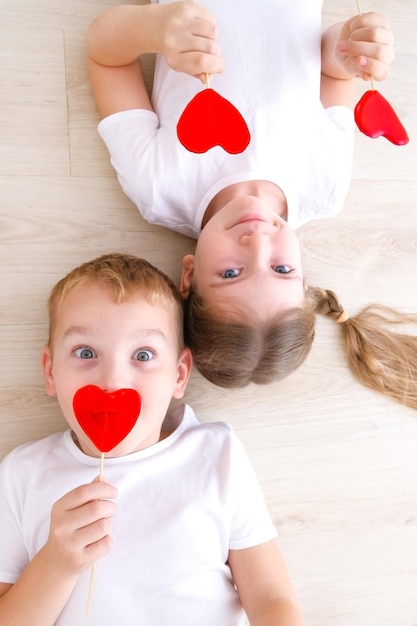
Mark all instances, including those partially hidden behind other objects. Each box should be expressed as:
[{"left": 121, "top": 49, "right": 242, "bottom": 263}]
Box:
[
  {"left": 184, "top": 286, "right": 417, "bottom": 411},
  {"left": 48, "top": 253, "right": 185, "bottom": 348}
]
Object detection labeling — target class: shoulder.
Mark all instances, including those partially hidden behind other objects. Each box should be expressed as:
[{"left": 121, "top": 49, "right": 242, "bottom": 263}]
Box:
[
  {"left": 0, "top": 431, "right": 69, "bottom": 476},
  {"left": 180, "top": 405, "right": 248, "bottom": 462},
  {"left": 181, "top": 404, "right": 233, "bottom": 437}
]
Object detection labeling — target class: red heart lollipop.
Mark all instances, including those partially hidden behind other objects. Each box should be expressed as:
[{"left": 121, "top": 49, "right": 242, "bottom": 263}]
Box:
[
  {"left": 354, "top": 90, "right": 409, "bottom": 146},
  {"left": 177, "top": 88, "right": 250, "bottom": 154},
  {"left": 73, "top": 385, "right": 141, "bottom": 452}
]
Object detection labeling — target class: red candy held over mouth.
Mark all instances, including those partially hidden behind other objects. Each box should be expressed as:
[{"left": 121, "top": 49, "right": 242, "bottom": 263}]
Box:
[{"left": 72, "top": 385, "right": 142, "bottom": 452}]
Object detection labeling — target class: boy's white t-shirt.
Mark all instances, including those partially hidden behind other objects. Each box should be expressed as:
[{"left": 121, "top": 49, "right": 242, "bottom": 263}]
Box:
[
  {"left": 98, "top": 0, "right": 355, "bottom": 238},
  {"left": 0, "top": 404, "right": 277, "bottom": 625}
]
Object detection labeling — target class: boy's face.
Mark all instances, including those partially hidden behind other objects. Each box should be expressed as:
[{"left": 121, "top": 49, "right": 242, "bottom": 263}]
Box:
[
  {"left": 181, "top": 196, "right": 305, "bottom": 315},
  {"left": 42, "top": 282, "right": 192, "bottom": 457}
]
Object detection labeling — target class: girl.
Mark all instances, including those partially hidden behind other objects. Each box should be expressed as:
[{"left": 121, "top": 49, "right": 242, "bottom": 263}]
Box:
[{"left": 87, "top": 1, "right": 416, "bottom": 410}]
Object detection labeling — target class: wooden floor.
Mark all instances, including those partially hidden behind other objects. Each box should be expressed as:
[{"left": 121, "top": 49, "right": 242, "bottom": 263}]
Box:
[{"left": 1, "top": 1, "right": 417, "bottom": 624}]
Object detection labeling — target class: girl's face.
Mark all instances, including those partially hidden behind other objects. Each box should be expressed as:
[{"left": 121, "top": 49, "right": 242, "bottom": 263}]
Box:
[{"left": 181, "top": 195, "right": 305, "bottom": 317}]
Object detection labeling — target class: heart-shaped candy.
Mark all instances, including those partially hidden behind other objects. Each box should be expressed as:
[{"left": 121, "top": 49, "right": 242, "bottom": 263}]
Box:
[
  {"left": 73, "top": 385, "right": 142, "bottom": 452},
  {"left": 177, "top": 88, "right": 250, "bottom": 154},
  {"left": 354, "top": 90, "right": 409, "bottom": 146}
]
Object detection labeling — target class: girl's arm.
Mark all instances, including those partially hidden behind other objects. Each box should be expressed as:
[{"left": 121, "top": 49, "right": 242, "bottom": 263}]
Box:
[
  {"left": 0, "top": 481, "right": 117, "bottom": 626},
  {"left": 87, "top": 1, "right": 223, "bottom": 119},
  {"left": 320, "top": 12, "right": 394, "bottom": 109},
  {"left": 228, "top": 539, "right": 307, "bottom": 626}
]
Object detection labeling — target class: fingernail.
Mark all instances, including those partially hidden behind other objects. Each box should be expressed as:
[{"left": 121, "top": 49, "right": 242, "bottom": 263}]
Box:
[
  {"left": 339, "top": 41, "right": 348, "bottom": 52},
  {"left": 358, "top": 56, "right": 367, "bottom": 66}
]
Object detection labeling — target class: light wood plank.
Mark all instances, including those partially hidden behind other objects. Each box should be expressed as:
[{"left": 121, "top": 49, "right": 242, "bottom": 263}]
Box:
[{"left": 0, "top": 1, "right": 417, "bottom": 624}]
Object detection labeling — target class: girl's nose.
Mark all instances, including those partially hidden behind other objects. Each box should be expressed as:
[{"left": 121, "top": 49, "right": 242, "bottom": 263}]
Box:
[{"left": 239, "top": 229, "right": 270, "bottom": 249}]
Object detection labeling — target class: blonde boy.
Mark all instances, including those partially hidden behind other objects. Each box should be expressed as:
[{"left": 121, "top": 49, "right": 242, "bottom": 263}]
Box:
[{"left": 0, "top": 253, "right": 305, "bottom": 625}]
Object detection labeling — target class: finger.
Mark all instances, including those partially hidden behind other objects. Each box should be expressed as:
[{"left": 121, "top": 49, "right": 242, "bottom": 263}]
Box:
[
  {"left": 347, "top": 27, "right": 394, "bottom": 53},
  {"left": 75, "top": 513, "right": 113, "bottom": 549},
  {"left": 349, "top": 12, "right": 392, "bottom": 38},
  {"left": 356, "top": 56, "right": 391, "bottom": 82},
  {"left": 177, "top": 51, "right": 224, "bottom": 77},
  {"left": 50, "top": 497, "right": 116, "bottom": 545},
  {"left": 184, "top": 1, "right": 217, "bottom": 26},
  {"left": 338, "top": 39, "right": 394, "bottom": 79},
  {"left": 347, "top": 40, "right": 393, "bottom": 65},
  {"left": 190, "top": 15, "right": 218, "bottom": 41},
  {"left": 83, "top": 534, "right": 113, "bottom": 565},
  {"left": 58, "top": 482, "right": 118, "bottom": 512},
  {"left": 185, "top": 33, "right": 221, "bottom": 57}
]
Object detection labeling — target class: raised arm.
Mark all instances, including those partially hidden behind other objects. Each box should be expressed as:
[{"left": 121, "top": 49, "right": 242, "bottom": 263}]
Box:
[
  {"left": 0, "top": 481, "right": 117, "bottom": 626},
  {"left": 87, "top": 1, "right": 223, "bottom": 119},
  {"left": 320, "top": 11, "right": 394, "bottom": 109}
]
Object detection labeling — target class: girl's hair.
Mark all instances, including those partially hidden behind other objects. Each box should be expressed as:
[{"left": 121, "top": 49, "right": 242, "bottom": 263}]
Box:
[
  {"left": 48, "top": 253, "right": 185, "bottom": 348},
  {"left": 184, "top": 285, "right": 417, "bottom": 410}
]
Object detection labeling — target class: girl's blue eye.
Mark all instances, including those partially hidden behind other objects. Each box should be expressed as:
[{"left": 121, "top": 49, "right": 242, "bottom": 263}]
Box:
[
  {"left": 133, "top": 349, "right": 154, "bottom": 362},
  {"left": 221, "top": 269, "right": 240, "bottom": 279},
  {"left": 74, "top": 347, "right": 96, "bottom": 359},
  {"left": 273, "top": 265, "right": 293, "bottom": 274}
]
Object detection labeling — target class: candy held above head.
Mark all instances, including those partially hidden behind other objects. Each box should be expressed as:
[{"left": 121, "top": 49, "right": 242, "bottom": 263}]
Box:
[
  {"left": 177, "top": 79, "right": 250, "bottom": 154},
  {"left": 354, "top": 89, "right": 409, "bottom": 146}
]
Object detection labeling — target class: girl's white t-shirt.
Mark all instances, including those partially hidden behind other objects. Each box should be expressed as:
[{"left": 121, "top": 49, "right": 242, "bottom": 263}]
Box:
[{"left": 98, "top": 0, "right": 355, "bottom": 239}]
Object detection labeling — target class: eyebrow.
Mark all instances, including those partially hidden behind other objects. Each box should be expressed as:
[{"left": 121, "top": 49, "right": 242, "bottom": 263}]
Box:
[
  {"left": 209, "top": 273, "right": 302, "bottom": 288},
  {"left": 63, "top": 326, "right": 89, "bottom": 338},
  {"left": 62, "top": 326, "right": 167, "bottom": 340}
]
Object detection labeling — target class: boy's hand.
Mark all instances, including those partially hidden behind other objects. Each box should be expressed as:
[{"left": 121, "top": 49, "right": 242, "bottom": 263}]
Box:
[
  {"left": 154, "top": 1, "right": 224, "bottom": 82},
  {"left": 336, "top": 12, "right": 394, "bottom": 82},
  {"left": 42, "top": 480, "right": 118, "bottom": 576}
]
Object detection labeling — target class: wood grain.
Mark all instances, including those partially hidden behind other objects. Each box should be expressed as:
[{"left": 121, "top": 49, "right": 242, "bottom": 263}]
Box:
[{"left": 1, "top": 1, "right": 416, "bottom": 624}]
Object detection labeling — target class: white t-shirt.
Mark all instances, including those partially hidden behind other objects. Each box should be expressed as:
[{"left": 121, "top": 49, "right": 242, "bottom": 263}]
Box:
[
  {"left": 98, "top": 0, "right": 355, "bottom": 238},
  {"left": 0, "top": 404, "right": 277, "bottom": 625}
]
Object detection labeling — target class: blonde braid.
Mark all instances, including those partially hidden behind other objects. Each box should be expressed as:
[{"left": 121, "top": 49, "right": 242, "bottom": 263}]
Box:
[
  {"left": 308, "top": 286, "right": 417, "bottom": 410},
  {"left": 307, "top": 287, "right": 346, "bottom": 321}
]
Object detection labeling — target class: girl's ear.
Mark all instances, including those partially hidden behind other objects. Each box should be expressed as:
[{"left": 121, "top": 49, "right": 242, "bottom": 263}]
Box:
[
  {"left": 179, "top": 254, "right": 195, "bottom": 299},
  {"left": 41, "top": 345, "right": 57, "bottom": 397},
  {"left": 173, "top": 348, "right": 193, "bottom": 399}
]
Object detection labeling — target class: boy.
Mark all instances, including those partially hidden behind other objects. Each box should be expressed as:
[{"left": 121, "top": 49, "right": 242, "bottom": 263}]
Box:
[
  {"left": 86, "top": 1, "right": 397, "bottom": 388},
  {"left": 0, "top": 253, "right": 306, "bottom": 625}
]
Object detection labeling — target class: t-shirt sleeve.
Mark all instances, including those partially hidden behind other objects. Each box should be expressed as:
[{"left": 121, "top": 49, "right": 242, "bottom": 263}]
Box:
[
  {"left": 325, "top": 104, "right": 355, "bottom": 134},
  {"left": 0, "top": 452, "right": 30, "bottom": 583},
  {"left": 227, "top": 432, "right": 277, "bottom": 550},
  {"left": 97, "top": 109, "right": 159, "bottom": 221}
]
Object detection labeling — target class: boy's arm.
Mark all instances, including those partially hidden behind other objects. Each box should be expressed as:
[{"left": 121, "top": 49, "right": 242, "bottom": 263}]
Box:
[
  {"left": 228, "top": 539, "right": 307, "bottom": 626},
  {"left": 87, "top": 1, "right": 223, "bottom": 119},
  {"left": 0, "top": 481, "right": 117, "bottom": 626},
  {"left": 320, "top": 12, "right": 394, "bottom": 109}
]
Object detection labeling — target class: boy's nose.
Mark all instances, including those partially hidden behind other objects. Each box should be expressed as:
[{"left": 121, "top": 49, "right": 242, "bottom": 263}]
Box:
[{"left": 100, "top": 361, "right": 128, "bottom": 393}]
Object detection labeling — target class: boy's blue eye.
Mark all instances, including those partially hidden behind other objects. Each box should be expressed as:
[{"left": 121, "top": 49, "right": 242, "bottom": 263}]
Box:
[
  {"left": 133, "top": 349, "right": 154, "bottom": 362},
  {"left": 74, "top": 347, "right": 96, "bottom": 359},
  {"left": 273, "top": 265, "right": 293, "bottom": 274},
  {"left": 221, "top": 269, "right": 240, "bottom": 279}
]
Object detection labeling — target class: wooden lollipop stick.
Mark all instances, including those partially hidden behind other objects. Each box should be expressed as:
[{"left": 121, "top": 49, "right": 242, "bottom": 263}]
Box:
[
  {"left": 99, "top": 451, "right": 105, "bottom": 481},
  {"left": 85, "top": 451, "right": 105, "bottom": 617},
  {"left": 355, "top": 0, "right": 376, "bottom": 89},
  {"left": 85, "top": 565, "right": 96, "bottom": 618}
]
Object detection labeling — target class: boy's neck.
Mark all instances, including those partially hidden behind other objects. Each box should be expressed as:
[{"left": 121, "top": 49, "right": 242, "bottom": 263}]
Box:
[{"left": 202, "top": 180, "right": 288, "bottom": 228}]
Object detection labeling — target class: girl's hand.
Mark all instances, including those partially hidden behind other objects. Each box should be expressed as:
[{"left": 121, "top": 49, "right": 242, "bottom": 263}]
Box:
[
  {"left": 154, "top": 1, "right": 224, "bottom": 82},
  {"left": 42, "top": 480, "right": 118, "bottom": 576},
  {"left": 336, "top": 12, "right": 394, "bottom": 82}
]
